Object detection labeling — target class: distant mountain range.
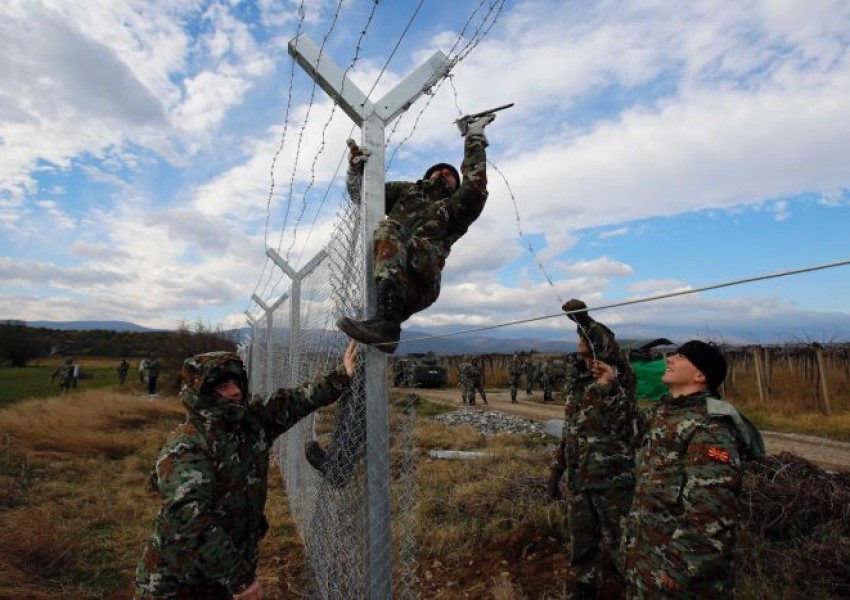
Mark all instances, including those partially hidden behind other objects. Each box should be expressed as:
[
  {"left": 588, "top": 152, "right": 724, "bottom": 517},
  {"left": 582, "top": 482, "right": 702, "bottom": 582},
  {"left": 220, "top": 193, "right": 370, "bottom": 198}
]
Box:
[
  {"left": 13, "top": 319, "right": 577, "bottom": 355},
  {"left": 24, "top": 320, "right": 165, "bottom": 332}
]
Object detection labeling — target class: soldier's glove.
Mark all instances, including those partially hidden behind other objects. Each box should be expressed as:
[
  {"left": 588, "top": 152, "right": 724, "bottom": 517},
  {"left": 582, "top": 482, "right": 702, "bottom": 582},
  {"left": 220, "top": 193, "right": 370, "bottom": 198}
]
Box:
[
  {"left": 547, "top": 465, "right": 565, "bottom": 500},
  {"left": 346, "top": 139, "right": 369, "bottom": 170},
  {"left": 562, "top": 298, "right": 591, "bottom": 325},
  {"left": 459, "top": 113, "right": 496, "bottom": 147}
]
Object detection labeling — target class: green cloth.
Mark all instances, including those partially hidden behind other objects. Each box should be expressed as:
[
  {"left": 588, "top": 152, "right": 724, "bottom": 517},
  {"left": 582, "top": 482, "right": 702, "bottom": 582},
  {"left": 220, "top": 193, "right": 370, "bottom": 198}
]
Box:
[{"left": 633, "top": 359, "right": 668, "bottom": 400}]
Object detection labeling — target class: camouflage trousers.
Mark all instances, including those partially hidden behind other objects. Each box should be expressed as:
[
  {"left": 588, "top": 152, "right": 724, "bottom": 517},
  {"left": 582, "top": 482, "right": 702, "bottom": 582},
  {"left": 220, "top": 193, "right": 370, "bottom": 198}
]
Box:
[
  {"left": 566, "top": 486, "right": 633, "bottom": 587},
  {"left": 373, "top": 219, "right": 447, "bottom": 322},
  {"left": 508, "top": 375, "right": 520, "bottom": 400}
]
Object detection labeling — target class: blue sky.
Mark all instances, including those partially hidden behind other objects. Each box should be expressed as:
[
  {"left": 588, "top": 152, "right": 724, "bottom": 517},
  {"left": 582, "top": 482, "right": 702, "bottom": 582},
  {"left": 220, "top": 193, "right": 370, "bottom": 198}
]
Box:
[{"left": 1, "top": 0, "right": 849, "bottom": 344}]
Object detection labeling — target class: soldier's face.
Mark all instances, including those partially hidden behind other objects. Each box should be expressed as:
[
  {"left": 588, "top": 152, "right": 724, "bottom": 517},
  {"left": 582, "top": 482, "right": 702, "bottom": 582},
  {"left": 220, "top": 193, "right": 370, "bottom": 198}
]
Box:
[
  {"left": 661, "top": 353, "right": 705, "bottom": 388},
  {"left": 577, "top": 337, "right": 591, "bottom": 357},
  {"left": 429, "top": 167, "right": 458, "bottom": 190},
  {"left": 214, "top": 378, "right": 243, "bottom": 404}
]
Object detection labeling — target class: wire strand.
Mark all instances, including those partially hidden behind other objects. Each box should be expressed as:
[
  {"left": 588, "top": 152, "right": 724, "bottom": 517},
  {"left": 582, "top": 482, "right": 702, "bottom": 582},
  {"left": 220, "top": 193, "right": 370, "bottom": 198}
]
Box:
[{"left": 382, "top": 258, "right": 850, "bottom": 347}]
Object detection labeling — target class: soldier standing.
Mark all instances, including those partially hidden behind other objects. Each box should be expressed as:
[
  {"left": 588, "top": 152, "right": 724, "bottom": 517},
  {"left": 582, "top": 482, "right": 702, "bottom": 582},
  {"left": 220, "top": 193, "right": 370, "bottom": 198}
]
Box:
[
  {"left": 458, "top": 356, "right": 473, "bottom": 405},
  {"left": 50, "top": 358, "right": 75, "bottom": 395},
  {"left": 540, "top": 358, "right": 554, "bottom": 402},
  {"left": 592, "top": 340, "right": 763, "bottom": 599},
  {"left": 470, "top": 356, "right": 488, "bottom": 405},
  {"left": 336, "top": 112, "right": 497, "bottom": 353},
  {"left": 548, "top": 299, "right": 636, "bottom": 599},
  {"left": 146, "top": 352, "right": 161, "bottom": 395},
  {"left": 507, "top": 353, "right": 522, "bottom": 403},
  {"left": 523, "top": 357, "right": 536, "bottom": 397},
  {"left": 136, "top": 342, "right": 357, "bottom": 599},
  {"left": 117, "top": 359, "right": 130, "bottom": 386}
]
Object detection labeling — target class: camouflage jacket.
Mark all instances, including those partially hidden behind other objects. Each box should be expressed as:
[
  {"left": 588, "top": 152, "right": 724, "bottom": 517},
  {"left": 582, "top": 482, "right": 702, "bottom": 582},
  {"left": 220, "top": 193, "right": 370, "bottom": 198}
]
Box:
[
  {"left": 135, "top": 352, "right": 351, "bottom": 598},
  {"left": 621, "top": 391, "right": 764, "bottom": 598},
  {"left": 469, "top": 361, "right": 483, "bottom": 385},
  {"left": 347, "top": 133, "right": 488, "bottom": 258},
  {"left": 457, "top": 360, "right": 472, "bottom": 387},
  {"left": 146, "top": 358, "right": 162, "bottom": 378},
  {"left": 51, "top": 364, "right": 74, "bottom": 386},
  {"left": 554, "top": 319, "right": 637, "bottom": 491},
  {"left": 508, "top": 357, "right": 522, "bottom": 381}
]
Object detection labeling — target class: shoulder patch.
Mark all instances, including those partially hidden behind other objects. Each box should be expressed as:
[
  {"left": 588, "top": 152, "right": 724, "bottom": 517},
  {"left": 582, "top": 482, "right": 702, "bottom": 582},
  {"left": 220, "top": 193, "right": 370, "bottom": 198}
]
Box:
[{"left": 707, "top": 446, "right": 731, "bottom": 463}]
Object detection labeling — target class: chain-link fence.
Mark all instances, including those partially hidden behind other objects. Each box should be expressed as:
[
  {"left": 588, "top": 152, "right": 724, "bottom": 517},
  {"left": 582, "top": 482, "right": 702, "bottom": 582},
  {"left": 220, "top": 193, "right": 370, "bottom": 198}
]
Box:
[{"left": 248, "top": 197, "right": 419, "bottom": 599}]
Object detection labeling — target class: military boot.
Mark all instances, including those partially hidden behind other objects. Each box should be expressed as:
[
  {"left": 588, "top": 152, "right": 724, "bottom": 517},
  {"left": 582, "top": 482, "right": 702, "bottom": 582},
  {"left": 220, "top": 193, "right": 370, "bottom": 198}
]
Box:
[
  {"left": 336, "top": 279, "right": 403, "bottom": 353},
  {"left": 570, "top": 582, "right": 597, "bottom": 600},
  {"left": 304, "top": 441, "right": 346, "bottom": 488}
]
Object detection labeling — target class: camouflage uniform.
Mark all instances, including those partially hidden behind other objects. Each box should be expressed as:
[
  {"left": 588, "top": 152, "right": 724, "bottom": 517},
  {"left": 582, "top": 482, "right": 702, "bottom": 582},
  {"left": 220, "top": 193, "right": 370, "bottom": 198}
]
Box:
[
  {"left": 551, "top": 316, "right": 637, "bottom": 595},
  {"left": 540, "top": 359, "right": 553, "bottom": 402},
  {"left": 621, "top": 391, "right": 764, "bottom": 599},
  {"left": 135, "top": 351, "right": 351, "bottom": 599},
  {"left": 523, "top": 359, "right": 536, "bottom": 396},
  {"left": 469, "top": 358, "right": 488, "bottom": 405},
  {"left": 50, "top": 360, "right": 75, "bottom": 394},
  {"left": 117, "top": 359, "right": 130, "bottom": 386},
  {"left": 345, "top": 133, "right": 488, "bottom": 324},
  {"left": 508, "top": 354, "right": 522, "bottom": 403},
  {"left": 458, "top": 358, "right": 473, "bottom": 404},
  {"left": 146, "top": 355, "right": 161, "bottom": 395}
]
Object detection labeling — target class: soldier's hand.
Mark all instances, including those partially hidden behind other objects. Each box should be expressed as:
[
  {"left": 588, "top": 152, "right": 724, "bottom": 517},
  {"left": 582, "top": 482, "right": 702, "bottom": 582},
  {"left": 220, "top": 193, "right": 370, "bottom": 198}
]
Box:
[
  {"left": 346, "top": 139, "right": 369, "bottom": 168},
  {"left": 343, "top": 341, "right": 357, "bottom": 377},
  {"left": 561, "top": 298, "right": 587, "bottom": 314},
  {"left": 464, "top": 112, "right": 496, "bottom": 137},
  {"left": 591, "top": 360, "right": 616, "bottom": 386}
]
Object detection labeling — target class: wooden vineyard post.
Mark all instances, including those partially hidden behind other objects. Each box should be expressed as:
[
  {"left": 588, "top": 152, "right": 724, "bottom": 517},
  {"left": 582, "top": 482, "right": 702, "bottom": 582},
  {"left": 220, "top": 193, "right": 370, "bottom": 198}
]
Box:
[
  {"left": 813, "top": 344, "right": 832, "bottom": 416},
  {"left": 752, "top": 347, "right": 766, "bottom": 405}
]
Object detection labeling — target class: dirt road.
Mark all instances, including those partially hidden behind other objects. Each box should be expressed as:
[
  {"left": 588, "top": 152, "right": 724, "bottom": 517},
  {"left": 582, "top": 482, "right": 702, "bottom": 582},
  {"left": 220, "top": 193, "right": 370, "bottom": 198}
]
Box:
[{"left": 411, "top": 387, "right": 850, "bottom": 471}]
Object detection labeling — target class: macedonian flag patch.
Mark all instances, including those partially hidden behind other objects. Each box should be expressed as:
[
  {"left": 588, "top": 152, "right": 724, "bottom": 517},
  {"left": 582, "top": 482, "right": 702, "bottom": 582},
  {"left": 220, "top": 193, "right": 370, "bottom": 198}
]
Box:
[{"left": 707, "top": 446, "right": 731, "bottom": 463}]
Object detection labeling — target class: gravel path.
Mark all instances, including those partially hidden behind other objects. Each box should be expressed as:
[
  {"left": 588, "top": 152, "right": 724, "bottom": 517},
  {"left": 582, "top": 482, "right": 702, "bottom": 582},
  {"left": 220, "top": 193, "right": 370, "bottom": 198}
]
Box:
[{"left": 413, "top": 387, "right": 850, "bottom": 471}]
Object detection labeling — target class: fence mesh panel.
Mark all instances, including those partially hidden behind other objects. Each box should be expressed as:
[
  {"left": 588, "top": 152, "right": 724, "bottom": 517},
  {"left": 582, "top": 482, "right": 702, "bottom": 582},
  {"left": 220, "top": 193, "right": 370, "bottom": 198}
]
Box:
[{"left": 250, "top": 197, "right": 419, "bottom": 599}]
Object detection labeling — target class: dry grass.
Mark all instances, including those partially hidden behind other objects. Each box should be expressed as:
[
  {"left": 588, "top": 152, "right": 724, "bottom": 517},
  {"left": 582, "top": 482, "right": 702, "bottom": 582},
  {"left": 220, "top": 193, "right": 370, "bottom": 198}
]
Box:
[
  {"left": 0, "top": 390, "right": 183, "bottom": 599},
  {"left": 2, "top": 389, "right": 847, "bottom": 599}
]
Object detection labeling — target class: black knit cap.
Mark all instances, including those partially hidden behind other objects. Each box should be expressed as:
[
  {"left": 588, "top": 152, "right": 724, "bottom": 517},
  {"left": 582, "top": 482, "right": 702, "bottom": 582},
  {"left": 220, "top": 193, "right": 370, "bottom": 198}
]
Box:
[
  {"left": 423, "top": 163, "right": 461, "bottom": 191},
  {"left": 676, "top": 340, "right": 727, "bottom": 397}
]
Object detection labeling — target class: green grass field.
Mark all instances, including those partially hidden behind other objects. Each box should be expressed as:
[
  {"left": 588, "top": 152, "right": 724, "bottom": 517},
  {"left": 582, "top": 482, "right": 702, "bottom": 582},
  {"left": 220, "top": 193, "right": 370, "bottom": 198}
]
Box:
[{"left": 0, "top": 364, "right": 128, "bottom": 408}]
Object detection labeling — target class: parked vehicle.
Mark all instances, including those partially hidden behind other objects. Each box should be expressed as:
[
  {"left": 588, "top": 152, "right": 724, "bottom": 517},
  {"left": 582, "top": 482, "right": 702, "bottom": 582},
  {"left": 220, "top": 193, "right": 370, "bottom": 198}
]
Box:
[{"left": 392, "top": 352, "right": 447, "bottom": 388}]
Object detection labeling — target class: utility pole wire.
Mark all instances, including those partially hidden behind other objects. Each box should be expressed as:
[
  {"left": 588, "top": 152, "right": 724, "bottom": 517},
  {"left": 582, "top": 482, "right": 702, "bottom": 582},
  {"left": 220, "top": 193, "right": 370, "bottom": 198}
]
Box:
[{"left": 386, "top": 258, "right": 850, "bottom": 347}]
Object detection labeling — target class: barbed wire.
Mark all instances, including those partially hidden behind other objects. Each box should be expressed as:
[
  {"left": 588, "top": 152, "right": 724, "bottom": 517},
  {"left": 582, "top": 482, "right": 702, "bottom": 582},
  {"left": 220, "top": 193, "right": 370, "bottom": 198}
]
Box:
[
  {"left": 381, "top": 258, "right": 850, "bottom": 348},
  {"left": 250, "top": 0, "right": 508, "bottom": 313},
  {"left": 385, "top": 0, "right": 507, "bottom": 169},
  {"left": 246, "top": 0, "right": 308, "bottom": 315},
  {"left": 257, "top": 0, "right": 374, "bottom": 306},
  {"left": 281, "top": 0, "right": 382, "bottom": 270}
]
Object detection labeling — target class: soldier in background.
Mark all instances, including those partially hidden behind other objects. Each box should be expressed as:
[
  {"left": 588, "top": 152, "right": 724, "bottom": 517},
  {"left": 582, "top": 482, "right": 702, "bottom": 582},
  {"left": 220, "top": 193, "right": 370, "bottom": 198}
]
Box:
[
  {"left": 458, "top": 356, "right": 473, "bottom": 405},
  {"left": 592, "top": 340, "right": 764, "bottom": 599},
  {"left": 523, "top": 357, "right": 536, "bottom": 397},
  {"left": 336, "top": 113, "right": 497, "bottom": 353},
  {"left": 136, "top": 342, "right": 357, "bottom": 599},
  {"left": 117, "top": 359, "right": 130, "bottom": 387},
  {"left": 50, "top": 357, "right": 75, "bottom": 395},
  {"left": 469, "top": 356, "right": 488, "bottom": 405},
  {"left": 138, "top": 357, "right": 148, "bottom": 384},
  {"left": 549, "top": 299, "right": 636, "bottom": 599},
  {"left": 540, "top": 358, "right": 554, "bottom": 402},
  {"left": 508, "top": 352, "right": 522, "bottom": 403},
  {"left": 146, "top": 352, "right": 161, "bottom": 395}
]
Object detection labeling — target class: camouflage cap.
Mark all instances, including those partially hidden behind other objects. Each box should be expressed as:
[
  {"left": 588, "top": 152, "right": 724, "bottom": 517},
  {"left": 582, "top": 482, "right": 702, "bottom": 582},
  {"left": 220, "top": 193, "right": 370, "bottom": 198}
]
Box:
[{"left": 181, "top": 351, "right": 247, "bottom": 395}]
